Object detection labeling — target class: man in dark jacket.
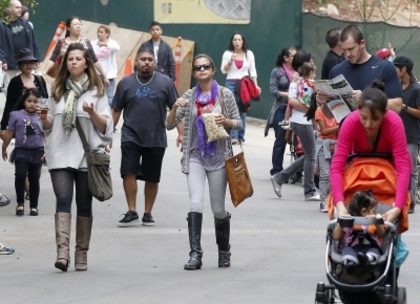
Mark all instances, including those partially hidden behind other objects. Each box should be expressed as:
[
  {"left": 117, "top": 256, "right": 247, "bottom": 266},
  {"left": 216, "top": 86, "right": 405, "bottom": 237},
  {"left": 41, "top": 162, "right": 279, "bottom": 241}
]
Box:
[
  {"left": 0, "top": 0, "right": 39, "bottom": 95},
  {"left": 139, "top": 21, "right": 176, "bottom": 81}
]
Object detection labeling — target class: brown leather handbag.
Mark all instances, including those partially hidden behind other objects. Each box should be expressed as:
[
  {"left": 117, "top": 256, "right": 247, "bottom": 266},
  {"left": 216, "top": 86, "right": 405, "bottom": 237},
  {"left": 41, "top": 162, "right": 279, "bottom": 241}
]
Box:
[
  {"left": 219, "top": 89, "right": 253, "bottom": 207},
  {"left": 225, "top": 147, "right": 253, "bottom": 207}
]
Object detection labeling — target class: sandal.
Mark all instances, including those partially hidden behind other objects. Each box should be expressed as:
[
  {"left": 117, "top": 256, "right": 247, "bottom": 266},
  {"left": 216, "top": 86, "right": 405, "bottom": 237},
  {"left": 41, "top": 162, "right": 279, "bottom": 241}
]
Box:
[
  {"left": 30, "top": 208, "right": 38, "bottom": 216},
  {"left": 16, "top": 205, "right": 24, "bottom": 216}
]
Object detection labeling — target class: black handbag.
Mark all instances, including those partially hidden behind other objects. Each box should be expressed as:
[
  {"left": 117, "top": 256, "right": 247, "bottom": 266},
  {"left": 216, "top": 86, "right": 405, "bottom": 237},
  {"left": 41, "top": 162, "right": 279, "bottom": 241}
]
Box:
[{"left": 76, "top": 119, "right": 113, "bottom": 201}]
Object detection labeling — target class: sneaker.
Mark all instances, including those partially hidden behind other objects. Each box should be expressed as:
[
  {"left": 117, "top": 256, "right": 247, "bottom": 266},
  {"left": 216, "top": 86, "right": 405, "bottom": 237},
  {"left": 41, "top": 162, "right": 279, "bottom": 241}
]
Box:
[
  {"left": 118, "top": 211, "right": 140, "bottom": 227},
  {"left": 0, "top": 194, "right": 11, "bottom": 207},
  {"left": 409, "top": 204, "right": 415, "bottom": 214},
  {"left": 231, "top": 138, "right": 239, "bottom": 145},
  {"left": 279, "top": 120, "right": 291, "bottom": 130},
  {"left": 0, "top": 243, "right": 15, "bottom": 255},
  {"left": 142, "top": 213, "right": 155, "bottom": 226},
  {"left": 271, "top": 175, "right": 282, "bottom": 197},
  {"left": 319, "top": 202, "right": 328, "bottom": 213},
  {"left": 305, "top": 193, "right": 320, "bottom": 201}
]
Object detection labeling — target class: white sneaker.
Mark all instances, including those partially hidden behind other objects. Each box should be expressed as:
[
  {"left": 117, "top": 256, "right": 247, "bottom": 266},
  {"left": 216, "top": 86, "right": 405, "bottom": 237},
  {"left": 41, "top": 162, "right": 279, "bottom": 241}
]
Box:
[
  {"left": 271, "top": 176, "right": 282, "bottom": 197},
  {"left": 305, "top": 193, "right": 320, "bottom": 201},
  {"left": 0, "top": 243, "right": 15, "bottom": 255}
]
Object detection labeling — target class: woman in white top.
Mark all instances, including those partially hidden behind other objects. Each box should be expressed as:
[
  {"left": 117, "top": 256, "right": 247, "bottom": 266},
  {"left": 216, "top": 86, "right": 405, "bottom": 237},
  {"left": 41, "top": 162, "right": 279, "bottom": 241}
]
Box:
[
  {"left": 92, "top": 25, "right": 120, "bottom": 107},
  {"left": 221, "top": 33, "right": 261, "bottom": 145},
  {"left": 39, "top": 43, "right": 113, "bottom": 272},
  {"left": 271, "top": 50, "right": 319, "bottom": 201}
]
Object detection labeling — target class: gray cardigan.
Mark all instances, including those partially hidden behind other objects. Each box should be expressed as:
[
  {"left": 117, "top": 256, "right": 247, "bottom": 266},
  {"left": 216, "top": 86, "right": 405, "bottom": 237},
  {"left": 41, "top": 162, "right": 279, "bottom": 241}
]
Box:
[{"left": 166, "top": 85, "right": 242, "bottom": 174}]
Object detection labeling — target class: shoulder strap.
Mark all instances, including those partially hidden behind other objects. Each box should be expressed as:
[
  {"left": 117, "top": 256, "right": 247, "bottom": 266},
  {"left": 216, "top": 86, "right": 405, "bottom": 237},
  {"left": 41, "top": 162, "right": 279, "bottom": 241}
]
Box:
[{"left": 76, "top": 118, "right": 90, "bottom": 152}]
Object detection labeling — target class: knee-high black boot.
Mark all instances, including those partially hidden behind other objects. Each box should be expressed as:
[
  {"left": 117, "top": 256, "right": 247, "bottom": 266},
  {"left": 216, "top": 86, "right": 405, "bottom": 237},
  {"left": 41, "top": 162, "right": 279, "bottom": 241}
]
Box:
[
  {"left": 184, "top": 212, "right": 203, "bottom": 270},
  {"left": 214, "top": 213, "right": 231, "bottom": 268}
]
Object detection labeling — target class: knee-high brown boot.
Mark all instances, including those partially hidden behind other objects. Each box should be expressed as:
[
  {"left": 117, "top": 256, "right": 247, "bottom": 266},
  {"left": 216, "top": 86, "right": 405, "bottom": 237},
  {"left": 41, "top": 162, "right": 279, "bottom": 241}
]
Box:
[
  {"left": 54, "top": 213, "right": 71, "bottom": 271},
  {"left": 75, "top": 216, "right": 93, "bottom": 271}
]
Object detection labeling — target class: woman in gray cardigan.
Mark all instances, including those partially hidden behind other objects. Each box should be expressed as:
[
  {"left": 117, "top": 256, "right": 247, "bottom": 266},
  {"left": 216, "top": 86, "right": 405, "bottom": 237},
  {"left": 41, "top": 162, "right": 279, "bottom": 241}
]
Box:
[{"left": 167, "top": 54, "right": 242, "bottom": 270}]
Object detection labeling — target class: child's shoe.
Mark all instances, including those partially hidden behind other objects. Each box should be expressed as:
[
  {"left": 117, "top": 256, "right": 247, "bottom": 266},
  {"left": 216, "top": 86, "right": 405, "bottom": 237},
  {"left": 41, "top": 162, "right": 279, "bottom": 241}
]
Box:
[
  {"left": 0, "top": 243, "right": 15, "bottom": 255},
  {"left": 0, "top": 194, "right": 11, "bottom": 207},
  {"left": 279, "top": 120, "right": 291, "bottom": 130}
]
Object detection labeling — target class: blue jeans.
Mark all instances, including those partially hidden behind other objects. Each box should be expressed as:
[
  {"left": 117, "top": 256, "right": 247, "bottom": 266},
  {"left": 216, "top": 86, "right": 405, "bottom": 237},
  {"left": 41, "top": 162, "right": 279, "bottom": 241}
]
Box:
[
  {"left": 274, "top": 123, "right": 317, "bottom": 197},
  {"left": 270, "top": 107, "right": 287, "bottom": 175},
  {"left": 225, "top": 79, "right": 246, "bottom": 141},
  {"left": 106, "top": 78, "right": 116, "bottom": 107}
]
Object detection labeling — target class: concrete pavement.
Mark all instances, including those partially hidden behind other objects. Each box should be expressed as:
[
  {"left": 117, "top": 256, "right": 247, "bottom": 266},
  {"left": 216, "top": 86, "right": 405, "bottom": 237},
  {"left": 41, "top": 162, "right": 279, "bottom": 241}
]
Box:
[{"left": 1, "top": 102, "right": 420, "bottom": 303}]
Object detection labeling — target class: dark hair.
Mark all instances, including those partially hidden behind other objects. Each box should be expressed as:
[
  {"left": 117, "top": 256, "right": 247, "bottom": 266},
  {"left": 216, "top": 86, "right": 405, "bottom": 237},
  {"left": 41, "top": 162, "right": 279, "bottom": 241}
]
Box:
[
  {"left": 21, "top": 5, "right": 29, "bottom": 17},
  {"left": 275, "top": 47, "right": 296, "bottom": 67},
  {"left": 65, "top": 17, "right": 81, "bottom": 38},
  {"left": 149, "top": 21, "right": 161, "bottom": 29},
  {"left": 51, "top": 43, "right": 104, "bottom": 101},
  {"left": 325, "top": 28, "right": 341, "bottom": 49},
  {"left": 305, "top": 92, "right": 318, "bottom": 121},
  {"left": 395, "top": 65, "right": 416, "bottom": 83},
  {"left": 292, "top": 49, "right": 313, "bottom": 72},
  {"left": 339, "top": 24, "right": 364, "bottom": 44},
  {"left": 227, "top": 32, "right": 249, "bottom": 53},
  {"left": 347, "top": 191, "right": 378, "bottom": 216},
  {"left": 136, "top": 47, "right": 154, "bottom": 58},
  {"left": 192, "top": 54, "right": 215, "bottom": 71},
  {"left": 358, "top": 80, "right": 387, "bottom": 120},
  {"left": 14, "top": 88, "right": 41, "bottom": 111}
]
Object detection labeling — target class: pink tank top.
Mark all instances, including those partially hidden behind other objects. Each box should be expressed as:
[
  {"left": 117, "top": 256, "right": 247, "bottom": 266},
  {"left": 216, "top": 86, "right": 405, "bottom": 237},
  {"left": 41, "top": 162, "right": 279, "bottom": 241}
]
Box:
[{"left": 234, "top": 60, "right": 243, "bottom": 69}]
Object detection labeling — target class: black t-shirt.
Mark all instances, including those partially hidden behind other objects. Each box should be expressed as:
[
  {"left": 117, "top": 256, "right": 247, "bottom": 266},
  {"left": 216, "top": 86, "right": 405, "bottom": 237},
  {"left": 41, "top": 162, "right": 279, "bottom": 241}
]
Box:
[
  {"left": 112, "top": 72, "right": 179, "bottom": 148},
  {"left": 321, "top": 50, "right": 345, "bottom": 79},
  {"left": 400, "top": 81, "right": 420, "bottom": 144},
  {"left": 330, "top": 56, "right": 403, "bottom": 99},
  {"left": 10, "top": 19, "right": 27, "bottom": 62}
]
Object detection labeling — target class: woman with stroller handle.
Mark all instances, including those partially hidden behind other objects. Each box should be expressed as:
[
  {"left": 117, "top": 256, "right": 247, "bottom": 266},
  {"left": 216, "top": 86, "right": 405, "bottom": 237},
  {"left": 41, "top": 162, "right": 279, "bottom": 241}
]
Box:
[
  {"left": 221, "top": 32, "right": 260, "bottom": 145},
  {"left": 39, "top": 43, "right": 113, "bottom": 272},
  {"left": 270, "top": 50, "right": 320, "bottom": 201},
  {"left": 265, "top": 47, "right": 296, "bottom": 176},
  {"left": 330, "top": 81, "right": 411, "bottom": 223},
  {"left": 166, "top": 54, "right": 242, "bottom": 270}
]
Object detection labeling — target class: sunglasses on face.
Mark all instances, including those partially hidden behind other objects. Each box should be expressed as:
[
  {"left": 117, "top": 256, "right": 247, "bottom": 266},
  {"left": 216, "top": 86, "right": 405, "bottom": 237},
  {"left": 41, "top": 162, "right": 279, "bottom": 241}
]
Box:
[{"left": 192, "top": 64, "right": 212, "bottom": 72}]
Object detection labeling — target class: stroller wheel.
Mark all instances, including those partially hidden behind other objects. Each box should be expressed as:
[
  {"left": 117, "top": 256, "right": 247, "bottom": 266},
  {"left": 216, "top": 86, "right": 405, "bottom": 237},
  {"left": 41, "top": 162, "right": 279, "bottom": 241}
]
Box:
[{"left": 397, "top": 287, "right": 407, "bottom": 304}]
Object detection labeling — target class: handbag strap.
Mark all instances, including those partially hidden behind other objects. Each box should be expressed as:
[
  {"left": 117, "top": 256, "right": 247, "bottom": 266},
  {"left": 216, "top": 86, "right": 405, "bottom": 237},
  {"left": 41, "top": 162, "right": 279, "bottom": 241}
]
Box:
[{"left": 76, "top": 118, "right": 91, "bottom": 152}]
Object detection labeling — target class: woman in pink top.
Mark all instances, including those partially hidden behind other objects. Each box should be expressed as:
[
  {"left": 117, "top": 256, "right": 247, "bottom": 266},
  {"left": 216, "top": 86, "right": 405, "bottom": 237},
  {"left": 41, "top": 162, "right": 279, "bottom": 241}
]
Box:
[{"left": 330, "top": 81, "right": 411, "bottom": 223}]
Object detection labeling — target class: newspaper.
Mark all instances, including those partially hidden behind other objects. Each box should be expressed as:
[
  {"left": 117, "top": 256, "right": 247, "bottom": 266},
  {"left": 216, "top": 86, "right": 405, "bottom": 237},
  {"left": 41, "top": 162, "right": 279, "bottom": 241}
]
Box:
[{"left": 314, "top": 74, "right": 354, "bottom": 123}]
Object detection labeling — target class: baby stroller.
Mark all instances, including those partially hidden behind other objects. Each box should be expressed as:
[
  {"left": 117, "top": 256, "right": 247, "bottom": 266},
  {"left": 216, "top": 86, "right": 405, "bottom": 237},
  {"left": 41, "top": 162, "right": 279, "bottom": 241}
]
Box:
[{"left": 315, "top": 154, "right": 409, "bottom": 304}]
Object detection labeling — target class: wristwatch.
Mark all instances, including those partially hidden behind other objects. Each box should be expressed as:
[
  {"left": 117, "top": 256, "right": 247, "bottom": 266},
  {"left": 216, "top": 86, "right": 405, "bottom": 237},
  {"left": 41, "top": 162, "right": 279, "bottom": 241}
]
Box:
[{"left": 403, "top": 104, "right": 408, "bottom": 111}]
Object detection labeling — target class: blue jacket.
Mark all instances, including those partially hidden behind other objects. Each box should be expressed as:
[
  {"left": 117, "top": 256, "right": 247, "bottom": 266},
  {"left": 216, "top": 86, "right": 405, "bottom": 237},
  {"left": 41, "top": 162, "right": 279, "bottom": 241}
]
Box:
[{"left": 0, "top": 17, "right": 39, "bottom": 70}]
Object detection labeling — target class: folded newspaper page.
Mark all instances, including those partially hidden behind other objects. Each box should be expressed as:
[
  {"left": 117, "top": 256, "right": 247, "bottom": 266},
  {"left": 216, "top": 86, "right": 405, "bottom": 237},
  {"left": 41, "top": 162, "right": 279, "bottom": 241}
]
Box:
[{"left": 314, "top": 74, "right": 355, "bottom": 123}]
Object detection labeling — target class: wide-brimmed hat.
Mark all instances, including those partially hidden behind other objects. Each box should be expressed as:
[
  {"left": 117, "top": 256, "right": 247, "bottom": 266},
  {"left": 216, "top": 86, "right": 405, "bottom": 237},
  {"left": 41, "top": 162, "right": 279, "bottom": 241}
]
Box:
[{"left": 16, "top": 48, "right": 37, "bottom": 63}]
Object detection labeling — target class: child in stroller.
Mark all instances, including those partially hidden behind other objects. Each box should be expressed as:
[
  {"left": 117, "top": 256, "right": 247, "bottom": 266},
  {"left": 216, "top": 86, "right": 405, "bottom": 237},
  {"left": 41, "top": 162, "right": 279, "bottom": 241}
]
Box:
[
  {"left": 315, "top": 156, "right": 409, "bottom": 304},
  {"left": 334, "top": 191, "right": 385, "bottom": 274}
]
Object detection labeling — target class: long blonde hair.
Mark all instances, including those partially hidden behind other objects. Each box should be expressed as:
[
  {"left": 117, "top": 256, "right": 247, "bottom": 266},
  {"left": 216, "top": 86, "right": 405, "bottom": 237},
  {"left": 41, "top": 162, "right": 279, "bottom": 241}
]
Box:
[{"left": 51, "top": 43, "right": 104, "bottom": 102}]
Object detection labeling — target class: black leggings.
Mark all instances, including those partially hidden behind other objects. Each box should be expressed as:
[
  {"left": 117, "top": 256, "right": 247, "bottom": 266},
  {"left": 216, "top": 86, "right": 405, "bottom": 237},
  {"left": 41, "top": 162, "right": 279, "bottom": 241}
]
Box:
[
  {"left": 50, "top": 169, "right": 92, "bottom": 217},
  {"left": 15, "top": 159, "right": 42, "bottom": 208}
]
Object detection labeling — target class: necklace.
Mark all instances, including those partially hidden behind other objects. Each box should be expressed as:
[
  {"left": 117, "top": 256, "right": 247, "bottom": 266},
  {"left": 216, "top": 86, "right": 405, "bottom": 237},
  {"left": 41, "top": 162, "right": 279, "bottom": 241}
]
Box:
[
  {"left": 21, "top": 74, "right": 34, "bottom": 85},
  {"left": 136, "top": 72, "right": 154, "bottom": 86}
]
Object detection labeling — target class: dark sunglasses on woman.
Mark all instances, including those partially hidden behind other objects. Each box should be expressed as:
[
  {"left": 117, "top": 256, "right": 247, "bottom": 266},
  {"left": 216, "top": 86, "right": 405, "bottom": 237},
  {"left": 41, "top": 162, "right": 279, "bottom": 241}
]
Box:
[{"left": 192, "top": 64, "right": 213, "bottom": 72}]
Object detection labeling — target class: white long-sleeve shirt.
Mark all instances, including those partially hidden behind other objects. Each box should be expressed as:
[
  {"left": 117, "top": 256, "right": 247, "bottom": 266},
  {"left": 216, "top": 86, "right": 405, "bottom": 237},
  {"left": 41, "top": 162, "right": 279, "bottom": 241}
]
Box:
[
  {"left": 91, "top": 38, "right": 120, "bottom": 79},
  {"left": 220, "top": 50, "right": 257, "bottom": 80}
]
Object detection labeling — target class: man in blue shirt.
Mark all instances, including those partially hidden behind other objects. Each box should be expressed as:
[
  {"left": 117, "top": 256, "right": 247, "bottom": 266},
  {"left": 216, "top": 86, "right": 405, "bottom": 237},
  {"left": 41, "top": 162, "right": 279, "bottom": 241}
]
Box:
[{"left": 317, "top": 24, "right": 402, "bottom": 113}]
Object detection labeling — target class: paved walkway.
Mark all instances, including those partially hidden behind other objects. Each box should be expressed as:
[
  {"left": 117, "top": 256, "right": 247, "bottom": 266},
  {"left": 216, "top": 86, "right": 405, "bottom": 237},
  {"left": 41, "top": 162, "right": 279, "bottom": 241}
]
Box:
[{"left": 0, "top": 97, "right": 419, "bottom": 303}]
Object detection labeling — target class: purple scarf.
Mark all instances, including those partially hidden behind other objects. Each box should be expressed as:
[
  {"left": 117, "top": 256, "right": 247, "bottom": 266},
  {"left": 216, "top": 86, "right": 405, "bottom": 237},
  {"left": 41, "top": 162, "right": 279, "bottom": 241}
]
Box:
[{"left": 195, "top": 80, "right": 218, "bottom": 157}]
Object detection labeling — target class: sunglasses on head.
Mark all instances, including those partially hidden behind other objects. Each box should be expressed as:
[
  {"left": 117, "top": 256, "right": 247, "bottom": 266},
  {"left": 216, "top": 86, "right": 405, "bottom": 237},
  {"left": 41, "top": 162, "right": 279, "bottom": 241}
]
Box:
[{"left": 192, "top": 64, "right": 212, "bottom": 72}]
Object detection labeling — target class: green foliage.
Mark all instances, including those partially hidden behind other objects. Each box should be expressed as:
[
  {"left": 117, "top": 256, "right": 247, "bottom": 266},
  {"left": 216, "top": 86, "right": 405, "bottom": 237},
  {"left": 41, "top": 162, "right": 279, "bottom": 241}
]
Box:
[{"left": 0, "top": 0, "right": 38, "bottom": 24}]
